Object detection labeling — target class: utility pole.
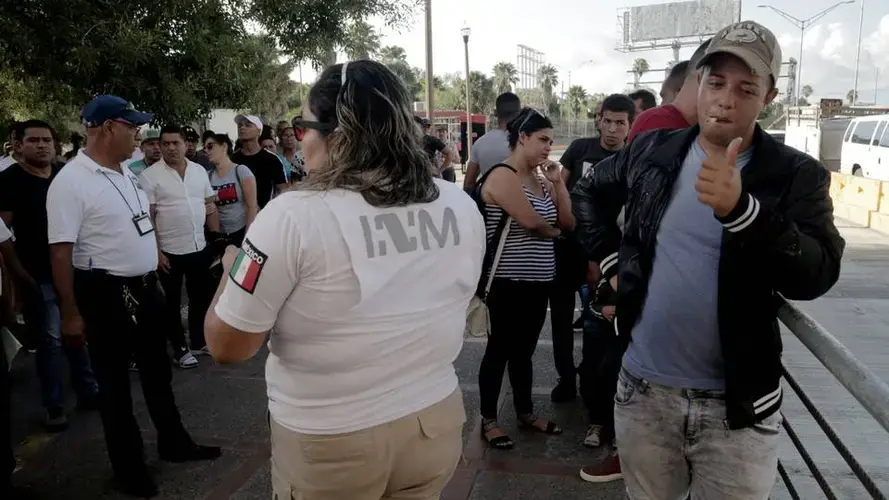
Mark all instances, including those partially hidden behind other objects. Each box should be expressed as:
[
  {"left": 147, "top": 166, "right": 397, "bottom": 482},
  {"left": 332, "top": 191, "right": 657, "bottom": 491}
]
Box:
[
  {"left": 424, "top": 0, "right": 434, "bottom": 119},
  {"left": 462, "top": 26, "right": 472, "bottom": 164},
  {"left": 852, "top": 0, "right": 864, "bottom": 105}
]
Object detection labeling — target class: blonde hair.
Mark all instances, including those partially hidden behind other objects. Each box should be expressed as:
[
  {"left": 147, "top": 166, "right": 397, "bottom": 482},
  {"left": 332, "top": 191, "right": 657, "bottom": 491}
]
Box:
[{"left": 296, "top": 60, "right": 439, "bottom": 207}]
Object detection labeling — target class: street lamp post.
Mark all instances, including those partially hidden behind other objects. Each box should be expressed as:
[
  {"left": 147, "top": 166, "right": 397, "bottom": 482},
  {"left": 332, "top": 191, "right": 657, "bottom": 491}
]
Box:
[
  {"left": 852, "top": 0, "right": 865, "bottom": 105},
  {"left": 424, "top": 0, "right": 434, "bottom": 119},
  {"left": 759, "top": 1, "right": 855, "bottom": 108},
  {"left": 462, "top": 26, "right": 471, "bottom": 165}
]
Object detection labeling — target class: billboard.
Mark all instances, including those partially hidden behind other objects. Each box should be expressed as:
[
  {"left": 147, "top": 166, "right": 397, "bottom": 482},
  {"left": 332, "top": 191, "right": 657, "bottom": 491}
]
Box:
[{"left": 628, "top": 0, "right": 738, "bottom": 43}]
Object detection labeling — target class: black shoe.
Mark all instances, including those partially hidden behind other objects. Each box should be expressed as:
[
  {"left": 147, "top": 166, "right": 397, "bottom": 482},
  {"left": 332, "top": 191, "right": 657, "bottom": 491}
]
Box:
[
  {"left": 551, "top": 378, "right": 577, "bottom": 403},
  {"left": 113, "top": 473, "right": 159, "bottom": 498},
  {"left": 44, "top": 407, "right": 69, "bottom": 433},
  {"left": 159, "top": 443, "right": 222, "bottom": 463},
  {"left": 572, "top": 317, "right": 584, "bottom": 332}
]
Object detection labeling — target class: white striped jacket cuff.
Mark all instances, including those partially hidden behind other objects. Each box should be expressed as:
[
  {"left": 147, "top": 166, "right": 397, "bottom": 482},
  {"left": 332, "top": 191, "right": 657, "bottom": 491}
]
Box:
[{"left": 721, "top": 193, "right": 761, "bottom": 233}]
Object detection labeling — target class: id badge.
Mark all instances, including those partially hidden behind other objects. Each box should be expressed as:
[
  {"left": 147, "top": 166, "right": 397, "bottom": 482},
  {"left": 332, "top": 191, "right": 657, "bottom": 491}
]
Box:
[{"left": 133, "top": 213, "right": 154, "bottom": 236}]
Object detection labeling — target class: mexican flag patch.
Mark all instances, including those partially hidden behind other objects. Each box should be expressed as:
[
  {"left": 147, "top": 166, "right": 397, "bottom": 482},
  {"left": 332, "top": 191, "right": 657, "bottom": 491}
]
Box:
[{"left": 229, "top": 239, "right": 267, "bottom": 294}]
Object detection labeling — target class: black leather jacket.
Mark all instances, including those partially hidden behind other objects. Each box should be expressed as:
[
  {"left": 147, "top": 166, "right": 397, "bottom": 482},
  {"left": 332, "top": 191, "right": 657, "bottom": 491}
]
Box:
[{"left": 571, "top": 125, "right": 845, "bottom": 429}]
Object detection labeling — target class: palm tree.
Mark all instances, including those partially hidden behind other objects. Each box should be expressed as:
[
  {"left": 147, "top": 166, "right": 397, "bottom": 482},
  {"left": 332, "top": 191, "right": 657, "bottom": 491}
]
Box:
[
  {"left": 847, "top": 89, "right": 858, "bottom": 105},
  {"left": 379, "top": 46, "right": 408, "bottom": 66},
  {"left": 537, "top": 64, "right": 559, "bottom": 110},
  {"left": 801, "top": 85, "right": 813, "bottom": 99},
  {"left": 566, "top": 85, "right": 588, "bottom": 118},
  {"left": 632, "top": 58, "right": 650, "bottom": 87},
  {"left": 343, "top": 20, "right": 381, "bottom": 60},
  {"left": 492, "top": 62, "right": 519, "bottom": 94}
]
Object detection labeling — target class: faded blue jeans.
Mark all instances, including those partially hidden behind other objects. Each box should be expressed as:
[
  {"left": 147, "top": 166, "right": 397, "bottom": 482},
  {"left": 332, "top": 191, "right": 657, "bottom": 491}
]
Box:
[
  {"left": 614, "top": 367, "right": 780, "bottom": 500},
  {"left": 24, "top": 283, "right": 98, "bottom": 410}
]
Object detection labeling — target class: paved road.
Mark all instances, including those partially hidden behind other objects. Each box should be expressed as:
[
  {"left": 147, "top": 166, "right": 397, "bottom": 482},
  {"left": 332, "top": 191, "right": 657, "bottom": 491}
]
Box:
[{"left": 8, "top": 216, "right": 889, "bottom": 499}]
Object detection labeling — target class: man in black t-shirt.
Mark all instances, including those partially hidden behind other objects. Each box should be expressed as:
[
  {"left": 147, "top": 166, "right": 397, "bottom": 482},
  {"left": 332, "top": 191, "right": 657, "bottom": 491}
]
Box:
[
  {"left": 231, "top": 114, "right": 288, "bottom": 209},
  {"left": 0, "top": 120, "right": 99, "bottom": 433},
  {"left": 415, "top": 116, "right": 458, "bottom": 181},
  {"left": 549, "top": 94, "right": 636, "bottom": 404}
]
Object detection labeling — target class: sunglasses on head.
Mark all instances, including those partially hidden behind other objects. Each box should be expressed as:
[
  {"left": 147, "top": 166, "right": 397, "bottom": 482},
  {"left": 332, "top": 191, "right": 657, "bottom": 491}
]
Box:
[
  {"left": 516, "top": 108, "right": 543, "bottom": 133},
  {"left": 290, "top": 120, "right": 334, "bottom": 141}
]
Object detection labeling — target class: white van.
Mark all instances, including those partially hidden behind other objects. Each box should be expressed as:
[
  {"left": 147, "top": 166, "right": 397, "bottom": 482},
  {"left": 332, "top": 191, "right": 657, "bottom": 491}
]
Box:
[{"left": 840, "top": 114, "right": 889, "bottom": 179}]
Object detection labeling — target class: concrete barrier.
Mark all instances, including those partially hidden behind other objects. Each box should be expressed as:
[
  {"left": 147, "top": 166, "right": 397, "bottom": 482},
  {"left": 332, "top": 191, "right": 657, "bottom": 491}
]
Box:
[{"left": 829, "top": 172, "right": 889, "bottom": 235}]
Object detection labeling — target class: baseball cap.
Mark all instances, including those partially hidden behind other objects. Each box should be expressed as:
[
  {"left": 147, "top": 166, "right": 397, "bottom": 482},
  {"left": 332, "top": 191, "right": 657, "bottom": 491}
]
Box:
[
  {"left": 698, "top": 21, "right": 782, "bottom": 85},
  {"left": 142, "top": 129, "right": 161, "bottom": 143},
  {"left": 235, "top": 114, "right": 263, "bottom": 130},
  {"left": 81, "top": 95, "right": 153, "bottom": 128},
  {"left": 182, "top": 125, "right": 200, "bottom": 142}
]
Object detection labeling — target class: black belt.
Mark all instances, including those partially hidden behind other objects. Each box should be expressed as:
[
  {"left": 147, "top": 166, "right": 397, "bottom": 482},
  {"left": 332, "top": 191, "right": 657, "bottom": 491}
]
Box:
[{"left": 76, "top": 268, "right": 158, "bottom": 287}]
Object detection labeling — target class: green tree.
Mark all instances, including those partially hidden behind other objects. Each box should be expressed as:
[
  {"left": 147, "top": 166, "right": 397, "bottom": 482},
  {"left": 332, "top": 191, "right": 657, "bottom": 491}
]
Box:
[
  {"left": 343, "top": 20, "right": 381, "bottom": 60},
  {"left": 0, "top": 1, "right": 418, "bottom": 124},
  {"left": 492, "top": 62, "right": 519, "bottom": 94},
  {"left": 537, "top": 65, "right": 559, "bottom": 111},
  {"left": 586, "top": 92, "right": 608, "bottom": 118},
  {"left": 632, "top": 58, "right": 650, "bottom": 87},
  {"left": 378, "top": 45, "right": 421, "bottom": 98},
  {"left": 455, "top": 72, "right": 496, "bottom": 115},
  {"left": 566, "top": 85, "right": 588, "bottom": 118}
]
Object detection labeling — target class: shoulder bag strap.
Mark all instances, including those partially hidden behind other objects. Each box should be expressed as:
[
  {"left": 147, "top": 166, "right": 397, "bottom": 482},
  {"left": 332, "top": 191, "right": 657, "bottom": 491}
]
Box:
[{"left": 483, "top": 216, "right": 511, "bottom": 297}]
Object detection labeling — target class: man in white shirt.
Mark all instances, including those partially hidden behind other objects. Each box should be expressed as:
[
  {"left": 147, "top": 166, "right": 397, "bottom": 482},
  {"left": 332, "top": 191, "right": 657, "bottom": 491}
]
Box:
[
  {"left": 46, "top": 95, "right": 220, "bottom": 498},
  {"left": 462, "top": 92, "right": 521, "bottom": 189},
  {"left": 139, "top": 125, "right": 219, "bottom": 368}
]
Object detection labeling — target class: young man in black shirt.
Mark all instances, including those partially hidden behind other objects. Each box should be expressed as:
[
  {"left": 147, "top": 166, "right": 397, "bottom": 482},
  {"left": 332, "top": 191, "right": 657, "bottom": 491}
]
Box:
[
  {"left": 231, "top": 114, "right": 288, "bottom": 208},
  {"left": 549, "top": 94, "right": 635, "bottom": 403},
  {"left": 415, "top": 116, "right": 458, "bottom": 181},
  {"left": 0, "top": 120, "right": 99, "bottom": 432}
]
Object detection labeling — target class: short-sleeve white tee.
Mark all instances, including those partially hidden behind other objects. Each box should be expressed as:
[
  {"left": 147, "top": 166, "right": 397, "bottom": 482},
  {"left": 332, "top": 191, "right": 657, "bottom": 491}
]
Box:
[
  {"left": 0, "top": 218, "right": 11, "bottom": 243},
  {"left": 214, "top": 179, "right": 486, "bottom": 434}
]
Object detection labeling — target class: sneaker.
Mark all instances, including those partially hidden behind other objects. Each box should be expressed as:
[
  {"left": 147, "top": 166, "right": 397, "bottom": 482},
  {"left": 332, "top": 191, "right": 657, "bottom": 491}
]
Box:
[
  {"left": 129, "top": 360, "right": 139, "bottom": 372},
  {"left": 191, "top": 345, "right": 211, "bottom": 356},
  {"left": 174, "top": 352, "right": 199, "bottom": 369},
  {"left": 579, "top": 453, "right": 622, "bottom": 483},
  {"left": 583, "top": 424, "right": 603, "bottom": 448},
  {"left": 550, "top": 378, "right": 577, "bottom": 403},
  {"left": 44, "top": 407, "right": 69, "bottom": 433}
]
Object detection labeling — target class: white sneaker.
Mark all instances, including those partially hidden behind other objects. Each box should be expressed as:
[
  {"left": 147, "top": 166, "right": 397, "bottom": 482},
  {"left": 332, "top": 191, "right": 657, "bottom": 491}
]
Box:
[
  {"left": 583, "top": 424, "right": 603, "bottom": 448},
  {"left": 191, "top": 346, "right": 212, "bottom": 356},
  {"left": 175, "top": 352, "right": 199, "bottom": 369}
]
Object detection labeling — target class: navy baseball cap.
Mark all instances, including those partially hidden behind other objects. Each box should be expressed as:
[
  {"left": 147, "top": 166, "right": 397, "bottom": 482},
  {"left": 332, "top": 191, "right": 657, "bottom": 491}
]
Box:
[{"left": 81, "top": 95, "right": 153, "bottom": 128}]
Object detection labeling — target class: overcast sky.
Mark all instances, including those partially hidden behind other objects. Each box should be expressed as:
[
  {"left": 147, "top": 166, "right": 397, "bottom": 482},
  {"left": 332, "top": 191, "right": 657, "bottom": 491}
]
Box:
[{"left": 295, "top": 0, "right": 889, "bottom": 105}]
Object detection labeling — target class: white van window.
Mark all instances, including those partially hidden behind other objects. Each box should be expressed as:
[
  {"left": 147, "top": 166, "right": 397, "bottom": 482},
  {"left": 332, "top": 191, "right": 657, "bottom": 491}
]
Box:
[
  {"left": 880, "top": 126, "right": 889, "bottom": 148},
  {"left": 872, "top": 121, "right": 887, "bottom": 146},
  {"left": 844, "top": 122, "right": 856, "bottom": 142},
  {"left": 852, "top": 121, "right": 878, "bottom": 145}
]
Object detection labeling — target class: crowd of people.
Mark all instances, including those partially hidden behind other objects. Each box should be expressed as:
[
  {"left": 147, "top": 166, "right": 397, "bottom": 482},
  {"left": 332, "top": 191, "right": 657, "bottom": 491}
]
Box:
[{"left": 1, "top": 18, "right": 847, "bottom": 500}]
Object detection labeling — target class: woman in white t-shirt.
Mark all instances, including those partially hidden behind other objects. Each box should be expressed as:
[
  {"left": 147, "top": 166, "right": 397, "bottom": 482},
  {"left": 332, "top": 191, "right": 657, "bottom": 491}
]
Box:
[{"left": 204, "top": 60, "right": 486, "bottom": 500}]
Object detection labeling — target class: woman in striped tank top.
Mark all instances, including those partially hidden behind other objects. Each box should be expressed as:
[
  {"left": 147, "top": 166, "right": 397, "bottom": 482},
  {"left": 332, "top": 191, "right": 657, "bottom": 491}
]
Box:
[{"left": 477, "top": 108, "right": 575, "bottom": 449}]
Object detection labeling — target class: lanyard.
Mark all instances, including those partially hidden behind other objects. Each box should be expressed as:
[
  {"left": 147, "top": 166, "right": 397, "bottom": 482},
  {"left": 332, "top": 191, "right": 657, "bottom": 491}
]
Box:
[{"left": 100, "top": 171, "right": 145, "bottom": 216}]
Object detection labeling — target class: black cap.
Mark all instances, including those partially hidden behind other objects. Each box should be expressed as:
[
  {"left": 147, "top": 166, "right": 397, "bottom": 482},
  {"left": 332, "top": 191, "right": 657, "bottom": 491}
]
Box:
[{"left": 182, "top": 125, "right": 200, "bottom": 142}]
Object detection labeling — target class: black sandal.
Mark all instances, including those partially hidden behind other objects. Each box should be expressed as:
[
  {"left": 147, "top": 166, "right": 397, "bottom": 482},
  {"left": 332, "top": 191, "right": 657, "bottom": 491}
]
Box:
[
  {"left": 481, "top": 418, "right": 515, "bottom": 449},
  {"left": 518, "top": 413, "right": 563, "bottom": 435}
]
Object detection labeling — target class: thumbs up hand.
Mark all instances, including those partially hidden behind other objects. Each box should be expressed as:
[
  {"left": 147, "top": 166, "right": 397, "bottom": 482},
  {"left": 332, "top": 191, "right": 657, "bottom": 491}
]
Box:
[{"left": 695, "top": 137, "right": 744, "bottom": 218}]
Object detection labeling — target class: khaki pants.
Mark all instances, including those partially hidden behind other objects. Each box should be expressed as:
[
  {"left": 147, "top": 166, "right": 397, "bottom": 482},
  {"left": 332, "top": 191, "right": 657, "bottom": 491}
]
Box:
[{"left": 270, "top": 389, "right": 465, "bottom": 500}]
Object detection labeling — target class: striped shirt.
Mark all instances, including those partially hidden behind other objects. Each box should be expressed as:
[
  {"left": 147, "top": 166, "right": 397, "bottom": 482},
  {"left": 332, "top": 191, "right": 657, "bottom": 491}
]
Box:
[{"left": 484, "top": 183, "right": 557, "bottom": 281}]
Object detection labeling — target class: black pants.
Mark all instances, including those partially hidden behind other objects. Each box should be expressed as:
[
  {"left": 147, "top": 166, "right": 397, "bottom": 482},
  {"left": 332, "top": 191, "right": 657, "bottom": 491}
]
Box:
[
  {"left": 578, "top": 319, "right": 625, "bottom": 440},
  {"left": 479, "top": 279, "right": 551, "bottom": 419},
  {"left": 159, "top": 250, "right": 212, "bottom": 353},
  {"left": 74, "top": 270, "right": 191, "bottom": 479},
  {"left": 549, "top": 279, "right": 578, "bottom": 381},
  {"left": 1, "top": 348, "right": 12, "bottom": 492}
]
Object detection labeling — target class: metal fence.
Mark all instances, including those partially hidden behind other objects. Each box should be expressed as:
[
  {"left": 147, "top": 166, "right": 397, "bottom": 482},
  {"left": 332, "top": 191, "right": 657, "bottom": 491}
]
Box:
[{"left": 776, "top": 298, "right": 889, "bottom": 499}]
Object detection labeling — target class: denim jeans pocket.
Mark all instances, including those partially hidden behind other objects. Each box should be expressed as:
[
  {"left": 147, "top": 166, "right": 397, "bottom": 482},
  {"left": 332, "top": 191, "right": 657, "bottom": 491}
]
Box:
[{"left": 614, "top": 368, "right": 642, "bottom": 406}]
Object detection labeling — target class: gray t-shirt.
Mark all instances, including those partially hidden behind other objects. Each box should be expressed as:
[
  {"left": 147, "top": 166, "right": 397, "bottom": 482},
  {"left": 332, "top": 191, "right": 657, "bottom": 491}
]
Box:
[
  {"left": 209, "top": 164, "right": 255, "bottom": 234},
  {"left": 470, "top": 128, "right": 511, "bottom": 180},
  {"left": 624, "top": 136, "right": 752, "bottom": 390}
]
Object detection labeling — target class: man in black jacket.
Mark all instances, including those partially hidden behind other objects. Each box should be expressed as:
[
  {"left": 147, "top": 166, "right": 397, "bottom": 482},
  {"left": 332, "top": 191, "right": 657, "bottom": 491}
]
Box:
[{"left": 571, "top": 21, "right": 844, "bottom": 498}]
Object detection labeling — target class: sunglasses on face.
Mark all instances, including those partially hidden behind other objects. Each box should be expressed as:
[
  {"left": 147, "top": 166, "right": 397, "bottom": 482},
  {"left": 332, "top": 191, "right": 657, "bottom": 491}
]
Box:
[{"left": 291, "top": 120, "right": 334, "bottom": 141}]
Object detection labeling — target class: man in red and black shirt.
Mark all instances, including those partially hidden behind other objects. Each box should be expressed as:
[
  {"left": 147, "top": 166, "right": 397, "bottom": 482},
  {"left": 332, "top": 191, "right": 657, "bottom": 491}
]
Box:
[{"left": 628, "top": 38, "right": 712, "bottom": 143}]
